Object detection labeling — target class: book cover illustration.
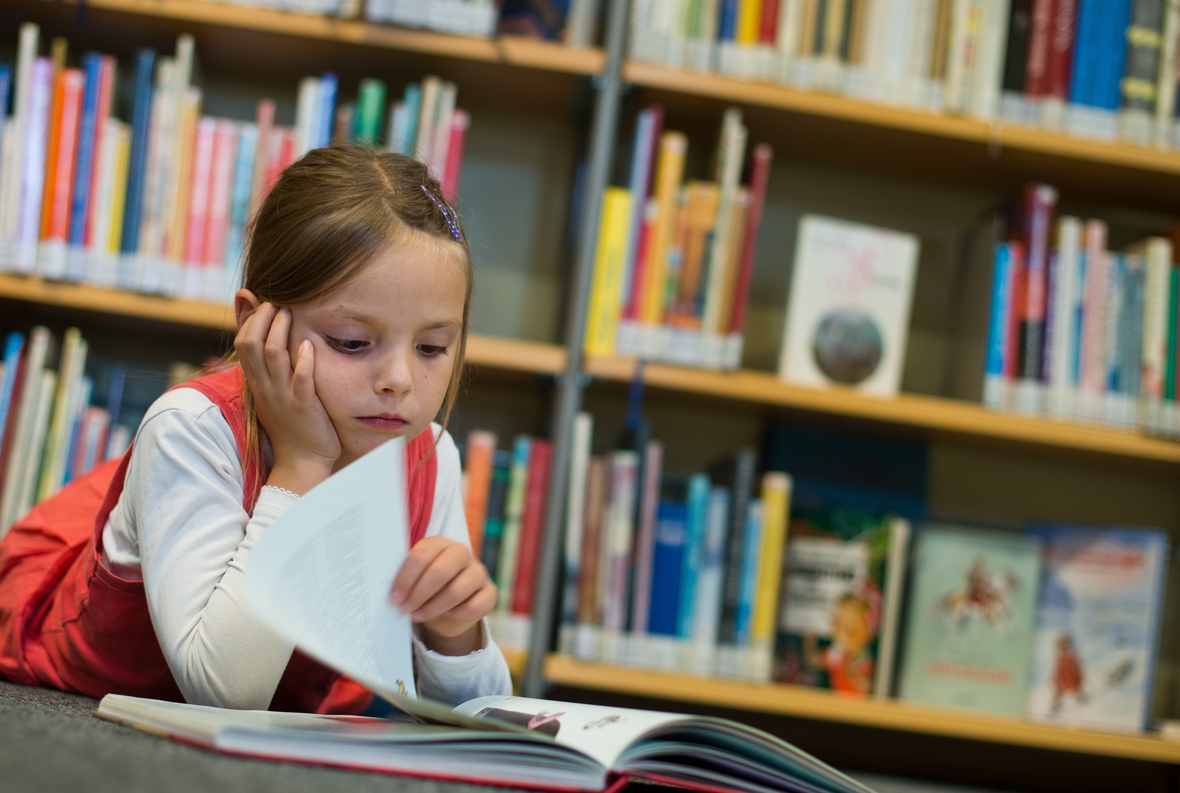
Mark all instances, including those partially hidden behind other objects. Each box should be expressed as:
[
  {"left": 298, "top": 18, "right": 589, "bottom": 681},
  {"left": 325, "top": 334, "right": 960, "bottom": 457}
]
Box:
[
  {"left": 1025, "top": 524, "right": 1169, "bottom": 733},
  {"left": 774, "top": 510, "right": 893, "bottom": 696},
  {"left": 899, "top": 525, "right": 1041, "bottom": 715},
  {"left": 778, "top": 214, "right": 919, "bottom": 398}
]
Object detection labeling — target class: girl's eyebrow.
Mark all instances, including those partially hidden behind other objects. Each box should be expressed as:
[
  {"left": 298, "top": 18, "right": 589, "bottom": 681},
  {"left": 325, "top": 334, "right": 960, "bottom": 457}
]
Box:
[{"left": 420, "top": 320, "right": 462, "bottom": 332}]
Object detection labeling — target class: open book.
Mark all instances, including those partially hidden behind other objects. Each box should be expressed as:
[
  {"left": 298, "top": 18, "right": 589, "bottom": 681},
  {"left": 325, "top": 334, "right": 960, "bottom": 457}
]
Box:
[{"left": 95, "top": 438, "right": 876, "bottom": 793}]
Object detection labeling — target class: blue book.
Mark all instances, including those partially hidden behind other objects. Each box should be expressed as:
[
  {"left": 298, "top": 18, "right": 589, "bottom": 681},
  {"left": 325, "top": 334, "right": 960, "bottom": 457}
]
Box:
[
  {"left": 983, "top": 243, "right": 1015, "bottom": 403},
  {"left": 1070, "top": 0, "right": 1103, "bottom": 106},
  {"left": 1094, "top": 0, "right": 1133, "bottom": 110},
  {"left": 621, "top": 107, "right": 658, "bottom": 310},
  {"left": 315, "top": 73, "right": 337, "bottom": 150},
  {"left": 398, "top": 84, "right": 422, "bottom": 157},
  {"left": 121, "top": 49, "right": 156, "bottom": 255},
  {"left": 690, "top": 487, "right": 731, "bottom": 655},
  {"left": 676, "top": 473, "right": 711, "bottom": 638},
  {"left": 224, "top": 123, "right": 259, "bottom": 283},
  {"left": 60, "top": 377, "right": 92, "bottom": 486},
  {"left": 648, "top": 501, "right": 688, "bottom": 636},
  {"left": 1071, "top": 252, "right": 1087, "bottom": 386},
  {"left": 70, "top": 53, "right": 104, "bottom": 248},
  {"left": 718, "top": 0, "right": 739, "bottom": 42},
  {"left": 732, "top": 499, "right": 764, "bottom": 648},
  {"left": 1106, "top": 254, "right": 1125, "bottom": 394},
  {"left": 0, "top": 65, "right": 11, "bottom": 174},
  {"left": 0, "top": 332, "right": 26, "bottom": 451},
  {"left": 1120, "top": 256, "right": 1145, "bottom": 399},
  {"left": 1025, "top": 523, "right": 1169, "bottom": 731}
]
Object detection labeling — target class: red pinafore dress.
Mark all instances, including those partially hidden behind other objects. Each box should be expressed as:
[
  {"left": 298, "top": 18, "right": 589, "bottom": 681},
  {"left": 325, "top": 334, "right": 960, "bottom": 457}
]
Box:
[{"left": 0, "top": 366, "right": 436, "bottom": 713}]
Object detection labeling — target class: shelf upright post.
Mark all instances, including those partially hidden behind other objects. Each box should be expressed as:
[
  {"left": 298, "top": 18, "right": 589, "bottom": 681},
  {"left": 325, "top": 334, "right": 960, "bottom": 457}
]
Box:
[{"left": 521, "top": 0, "right": 632, "bottom": 698}]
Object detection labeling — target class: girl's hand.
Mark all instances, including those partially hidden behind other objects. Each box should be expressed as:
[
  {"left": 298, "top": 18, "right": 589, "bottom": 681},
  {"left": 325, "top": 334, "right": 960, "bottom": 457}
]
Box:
[
  {"left": 389, "top": 536, "right": 497, "bottom": 656},
  {"left": 235, "top": 301, "right": 342, "bottom": 494}
]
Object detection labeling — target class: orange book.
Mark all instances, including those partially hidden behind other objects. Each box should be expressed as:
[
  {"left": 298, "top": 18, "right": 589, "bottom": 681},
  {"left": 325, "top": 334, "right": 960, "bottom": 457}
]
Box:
[
  {"left": 674, "top": 181, "right": 719, "bottom": 328},
  {"left": 168, "top": 88, "right": 201, "bottom": 263},
  {"left": 462, "top": 430, "right": 498, "bottom": 559},
  {"left": 39, "top": 70, "right": 67, "bottom": 240},
  {"left": 42, "top": 69, "right": 85, "bottom": 243},
  {"left": 640, "top": 132, "right": 687, "bottom": 326},
  {"left": 717, "top": 188, "right": 751, "bottom": 334}
]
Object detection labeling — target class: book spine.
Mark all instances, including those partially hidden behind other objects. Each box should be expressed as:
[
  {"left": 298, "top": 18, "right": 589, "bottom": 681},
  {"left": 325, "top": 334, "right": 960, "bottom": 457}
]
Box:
[
  {"left": 1003, "top": 0, "right": 1035, "bottom": 93},
  {"left": 204, "top": 119, "right": 237, "bottom": 284},
  {"left": 294, "top": 76, "right": 319, "bottom": 157},
  {"left": 648, "top": 501, "right": 689, "bottom": 640},
  {"left": 717, "top": 447, "right": 758, "bottom": 648},
  {"left": 441, "top": 109, "right": 469, "bottom": 204},
  {"left": 1098, "top": 0, "right": 1134, "bottom": 110},
  {"left": 1045, "top": 0, "right": 1078, "bottom": 101},
  {"left": 872, "top": 517, "right": 912, "bottom": 698},
  {"left": 1154, "top": 0, "right": 1180, "bottom": 146},
  {"left": 184, "top": 117, "right": 216, "bottom": 271},
  {"left": 494, "top": 435, "right": 532, "bottom": 610},
  {"left": 17, "top": 59, "right": 52, "bottom": 267},
  {"left": 700, "top": 111, "right": 747, "bottom": 357},
  {"left": 620, "top": 107, "right": 662, "bottom": 324},
  {"left": 45, "top": 69, "right": 86, "bottom": 251},
  {"left": 575, "top": 457, "right": 608, "bottom": 630},
  {"left": 1123, "top": 0, "right": 1167, "bottom": 113},
  {"left": 38, "top": 65, "right": 68, "bottom": 246},
  {"left": 84, "top": 56, "right": 117, "bottom": 252},
  {"left": 559, "top": 414, "right": 593, "bottom": 653},
  {"left": 0, "top": 333, "right": 26, "bottom": 457},
  {"left": 969, "top": 0, "right": 1015, "bottom": 119},
  {"left": 13, "top": 371, "right": 57, "bottom": 525},
  {"left": 1165, "top": 266, "right": 1179, "bottom": 403},
  {"left": 602, "top": 451, "right": 639, "bottom": 640},
  {"left": 510, "top": 438, "right": 551, "bottom": 616},
  {"left": 1105, "top": 254, "right": 1126, "bottom": 418},
  {"left": 0, "top": 24, "right": 38, "bottom": 246},
  {"left": 120, "top": 49, "right": 155, "bottom": 256},
  {"left": 37, "top": 330, "right": 86, "bottom": 501},
  {"left": 430, "top": 83, "right": 457, "bottom": 182},
  {"left": 724, "top": 143, "right": 773, "bottom": 370},
  {"left": 479, "top": 464, "right": 511, "bottom": 583},
  {"left": 1142, "top": 239, "right": 1173, "bottom": 415},
  {"left": 747, "top": 471, "right": 790, "bottom": 682},
  {"left": 1005, "top": 241, "right": 1027, "bottom": 388},
  {"left": 355, "top": 79, "right": 387, "bottom": 147},
  {"left": 69, "top": 53, "right": 104, "bottom": 251},
  {"left": 641, "top": 132, "right": 689, "bottom": 341},
  {"left": 629, "top": 441, "right": 664, "bottom": 639},
  {"left": 0, "top": 325, "right": 51, "bottom": 531},
  {"left": 1024, "top": 0, "right": 1055, "bottom": 96},
  {"left": 689, "top": 486, "right": 730, "bottom": 673},
  {"left": 316, "top": 73, "right": 337, "bottom": 151},
  {"left": 415, "top": 77, "right": 441, "bottom": 165},
  {"left": 399, "top": 84, "right": 422, "bottom": 158},
  {"left": 1019, "top": 183, "right": 1058, "bottom": 385},
  {"left": 1048, "top": 216, "right": 1082, "bottom": 416},
  {"left": 983, "top": 243, "right": 1014, "bottom": 409},
  {"left": 730, "top": 497, "right": 764, "bottom": 676},
  {"left": 1080, "top": 220, "right": 1109, "bottom": 401},
  {"left": 676, "top": 472, "right": 712, "bottom": 639},
  {"left": 463, "top": 429, "right": 498, "bottom": 560},
  {"left": 584, "top": 187, "right": 634, "bottom": 356}
]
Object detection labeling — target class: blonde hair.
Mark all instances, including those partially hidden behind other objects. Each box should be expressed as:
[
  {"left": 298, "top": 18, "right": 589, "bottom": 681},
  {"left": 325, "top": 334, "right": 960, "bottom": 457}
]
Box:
[{"left": 237, "top": 145, "right": 472, "bottom": 484}]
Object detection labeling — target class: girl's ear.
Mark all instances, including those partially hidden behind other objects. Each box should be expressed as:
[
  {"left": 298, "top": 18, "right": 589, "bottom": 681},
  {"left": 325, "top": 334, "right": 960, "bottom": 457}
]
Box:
[{"left": 234, "top": 289, "right": 262, "bottom": 331}]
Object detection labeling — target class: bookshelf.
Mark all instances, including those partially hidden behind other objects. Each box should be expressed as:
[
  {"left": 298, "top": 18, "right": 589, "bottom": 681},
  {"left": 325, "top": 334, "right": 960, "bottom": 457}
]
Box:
[{"left": 544, "top": 655, "right": 1180, "bottom": 765}]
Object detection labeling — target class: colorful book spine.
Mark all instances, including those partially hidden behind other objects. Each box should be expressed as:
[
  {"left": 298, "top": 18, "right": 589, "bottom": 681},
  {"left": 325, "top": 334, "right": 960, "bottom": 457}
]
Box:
[
  {"left": 463, "top": 429, "right": 498, "bottom": 559},
  {"left": 748, "top": 471, "right": 791, "bottom": 682},
  {"left": 494, "top": 435, "right": 532, "bottom": 608},
  {"left": 441, "top": 109, "right": 469, "bottom": 203},
  {"left": 510, "top": 438, "right": 551, "bottom": 617},
  {"left": 724, "top": 142, "right": 773, "bottom": 370},
  {"left": 984, "top": 242, "right": 1017, "bottom": 409},
  {"left": 559, "top": 413, "right": 593, "bottom": 654},
  {"left": 584, "top": 188, "right": 635, "bottom": 356},
  {"left": 69, "top": 53, "right": 104, "bottom": 253},
  {"left": 120, "top": 48, "right": 156, "bottom": 257}
]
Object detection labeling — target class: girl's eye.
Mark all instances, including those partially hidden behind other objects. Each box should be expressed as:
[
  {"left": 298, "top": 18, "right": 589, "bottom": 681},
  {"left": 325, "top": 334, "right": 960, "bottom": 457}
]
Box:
[
  {"left": 418, "top": 344, "right": 448, "bottom": 357},
  {"left": 326, "top": 337, "right": 368, "bottom": 353}
]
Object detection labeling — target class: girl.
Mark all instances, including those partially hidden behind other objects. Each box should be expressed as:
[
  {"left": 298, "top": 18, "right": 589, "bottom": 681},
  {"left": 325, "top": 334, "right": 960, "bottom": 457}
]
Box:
[{"left": 0, "top": 146, "right": 512, "bottom": 712}]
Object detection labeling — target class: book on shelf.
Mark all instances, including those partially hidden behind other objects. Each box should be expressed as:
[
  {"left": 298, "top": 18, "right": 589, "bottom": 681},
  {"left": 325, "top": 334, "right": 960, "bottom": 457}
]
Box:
[
  {"left": 898, "top": 523, "right": 1042, "bottom": 716},
  {"left": 0, "top": 23, "right": 471, "bottom": 305},
  {"left": 626, "top": 0, "right": 1180, "bottom": 149},
  {"left": 978, "top": 183, "right": 1180, "bottom": 436},
  {"left": 0, "top": 327, "right": 138, "bottom": 536},
  {"left": 1024, "top": 522, "right": 1169, "bottom": 733},
  {"left": 367, "top": 0, "right": 500, "bottom": 37},
  {"left": 778, "top": 214, "right": 919, "bottom": 399},
  {"left": 584, "top": 107, "right": 772, "bottom": 372}
]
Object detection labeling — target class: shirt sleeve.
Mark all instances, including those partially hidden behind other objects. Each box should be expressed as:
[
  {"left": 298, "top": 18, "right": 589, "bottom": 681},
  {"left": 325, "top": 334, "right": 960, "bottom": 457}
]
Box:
[
  {"left": 112, "top": 388, "right": 298, "bottom": 710},
  {"left": 411, "top": 425, "right": 513, "bottom": 705}
]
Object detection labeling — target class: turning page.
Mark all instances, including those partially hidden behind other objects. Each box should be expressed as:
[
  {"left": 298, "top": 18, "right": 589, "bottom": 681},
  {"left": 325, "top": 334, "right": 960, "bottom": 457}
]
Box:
[{"left": 242, "top": 438, "right": 417, "bottom": 698}]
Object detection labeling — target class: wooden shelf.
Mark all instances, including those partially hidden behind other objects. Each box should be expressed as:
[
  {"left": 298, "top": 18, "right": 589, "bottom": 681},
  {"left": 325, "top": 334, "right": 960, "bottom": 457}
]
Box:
[
  {"left": 30, "top": 0, "right": 602, "bottom": 76},
  {"left": 583, "top": 355, "right": 1180, "bottom": 466},
  {"left": 545, "top": 655, "right": 1180, "bottom": 765},
  {"left": 0, "top": 273, "right": 566, "bottom": 376}
]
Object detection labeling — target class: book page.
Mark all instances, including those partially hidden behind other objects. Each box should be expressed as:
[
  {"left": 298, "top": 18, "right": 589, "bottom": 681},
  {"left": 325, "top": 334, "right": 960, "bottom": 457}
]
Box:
[
  {"left": 453, "top": 695, "right": 684, "bottom": 769},
  {"left": 242, "top": 438, "right": 417, "bottom": 698}
]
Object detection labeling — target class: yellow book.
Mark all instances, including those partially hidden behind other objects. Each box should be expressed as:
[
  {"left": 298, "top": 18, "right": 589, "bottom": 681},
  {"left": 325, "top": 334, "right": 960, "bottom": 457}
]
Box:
[
  {"left": 36, "top": 328, "right": 86, "bottom": 502},
  {"left": 584, "top": 187, "right": 634, "bottom": 357},
  {"left": 748, "top": 471, "right": 792, "bottom": 682},
  {"left": 640, "top": 132, "right": 688, "bottom": 327},
  {"left": 738, "top": 0, "right": 763, "bottom": 46},
  {"left": 168, "top": 87, "right": 201, "bottom": 263},
  {"left": 108, "top": 123, "right": 131, "bottom": 254}
]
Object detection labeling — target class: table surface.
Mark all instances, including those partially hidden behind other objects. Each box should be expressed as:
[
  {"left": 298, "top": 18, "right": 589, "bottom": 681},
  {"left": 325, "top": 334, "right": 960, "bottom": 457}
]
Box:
[{"left": 0, "top": 681, "right": 1010, "bottom": 793}]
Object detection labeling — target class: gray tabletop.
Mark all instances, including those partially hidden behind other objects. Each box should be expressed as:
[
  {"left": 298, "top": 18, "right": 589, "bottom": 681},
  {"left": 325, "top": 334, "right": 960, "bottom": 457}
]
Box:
[{"left": 0, "top": 681, "right": 1007, "bottom": 793}]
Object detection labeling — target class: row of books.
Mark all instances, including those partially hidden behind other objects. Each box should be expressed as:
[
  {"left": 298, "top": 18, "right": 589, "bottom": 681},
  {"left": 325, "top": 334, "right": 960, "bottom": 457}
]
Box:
[
  {"left": 189, "top": 0, "right": 497, "bottom": 36},
  {"left": 0, "top": 23, "right": 471, "bottom": 306},
  {"left": 583, "top": 107, "right": 771, "bottom": 371},
  {"left": 460, "top": 430, "right": 554, "bottom": 652},
  {"left": 981, "top": 184, "right": 1180, "bottom": 434},
  {"left": 627, "top": 0, "right": 1180, "bottom": 148},
  {"left": 540, "top": 414, "right": 1169, "bottom": 733},
  {"left": 0, "top": 327, "right": 132, "bottom": 535}
]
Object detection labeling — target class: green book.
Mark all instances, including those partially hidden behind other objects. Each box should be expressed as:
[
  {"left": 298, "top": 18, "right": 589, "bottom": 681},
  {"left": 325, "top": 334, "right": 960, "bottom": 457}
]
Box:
[
  {"left": 1165, "top": 266, "right": 1178, "bottom": 402},
  {"left": 898, "top": 524, "right": 1041, "bottom": 715},
  {"left": 353, "top": 78, "right": 386, "bottom": 146}
]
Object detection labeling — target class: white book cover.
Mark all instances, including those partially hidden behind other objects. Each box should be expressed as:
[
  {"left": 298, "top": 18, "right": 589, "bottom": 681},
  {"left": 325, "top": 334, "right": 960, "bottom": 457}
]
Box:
[{"left": 778, "top": 215, "right": 919, "bottom": 397}]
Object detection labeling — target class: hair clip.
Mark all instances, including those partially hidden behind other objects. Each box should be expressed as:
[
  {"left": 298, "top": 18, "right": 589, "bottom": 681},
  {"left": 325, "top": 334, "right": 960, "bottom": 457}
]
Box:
[{"left": 420, "top": 185, "right": 463, "bottom": 243}]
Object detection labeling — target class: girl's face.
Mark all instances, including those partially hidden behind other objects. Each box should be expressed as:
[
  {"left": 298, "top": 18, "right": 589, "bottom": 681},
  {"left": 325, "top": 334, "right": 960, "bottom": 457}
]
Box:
[{"left": 285, "top": 234, "right": 468, "bottom": 470}]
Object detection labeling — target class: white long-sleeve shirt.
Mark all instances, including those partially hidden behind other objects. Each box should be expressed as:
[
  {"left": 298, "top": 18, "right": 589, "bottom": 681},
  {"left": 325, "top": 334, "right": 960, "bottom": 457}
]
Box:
[{"left": 100, "top": 386, "right": 512, "bottom": 710}]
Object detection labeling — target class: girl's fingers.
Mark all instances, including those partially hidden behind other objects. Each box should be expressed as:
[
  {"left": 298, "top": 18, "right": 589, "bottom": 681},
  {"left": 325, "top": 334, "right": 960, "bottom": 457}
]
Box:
[
  {"left": 292, "top": 340, "right": 315, "bottom": 399},
  {"left": 411, "top": 562, "right": 489, "bottom": 623},
  {"left": 235, "top": 303, "right": 276, "bottom": 381},
  {"left": 263, "top": 307, "right": 293, "bottom": 380},
  {"left": 442, "top": 581, "right": 497, "bottom": 626},
  {"left": 390, "top": 536, "right": 449, "bottom": 606},
  {"left": 395, "top": 541, "right": 471, "bottom": 615}
]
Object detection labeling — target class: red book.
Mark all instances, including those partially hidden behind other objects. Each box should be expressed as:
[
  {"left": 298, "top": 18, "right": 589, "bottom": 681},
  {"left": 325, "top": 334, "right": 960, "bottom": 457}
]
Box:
[
  {"left": 43, "top": 69, "right": 85, "bottom": 243},
  {"left": 1023, "top": 0, "right": 1055, "bottom": 97},
  {"left": 84, "top": 56, "right": 117, "bottom": 246},
  {"left": 203, "top": 119, "right": 237, "bottom": 267},
  {"left": 760, "top": 0, "right": 780, "bottom": 44},
  {"left": 250, "top": 99, "right": 276, "bottom": 213},
  {"left": 185, "top": 117, "right": 216, "bottom": 266},
  {"left": 510, "top": 438, "right": 551, "bottom": 616},
  {"left": 441, "top": 109, "right": 469, "bottom": 204},
  {"left": 727, "top": 144, "right": 773, "bottom": 340},
  {"left": 1044, "top": 0, "right": 1077, "bottom": 100},
  {"left": 623, "top": 201, "right": 657, "bottom": 323}
]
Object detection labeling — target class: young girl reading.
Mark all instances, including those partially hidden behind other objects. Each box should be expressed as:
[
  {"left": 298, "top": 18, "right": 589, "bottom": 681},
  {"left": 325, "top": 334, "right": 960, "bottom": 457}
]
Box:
[{"left": 0, "top": 146, "right": 512, "bottom": 713}]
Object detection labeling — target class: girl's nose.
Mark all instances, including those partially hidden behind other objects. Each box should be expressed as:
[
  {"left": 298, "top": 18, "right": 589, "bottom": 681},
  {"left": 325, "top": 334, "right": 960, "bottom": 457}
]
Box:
[{"left": 376, "top": 348, "right": 414, "bottom": 394}]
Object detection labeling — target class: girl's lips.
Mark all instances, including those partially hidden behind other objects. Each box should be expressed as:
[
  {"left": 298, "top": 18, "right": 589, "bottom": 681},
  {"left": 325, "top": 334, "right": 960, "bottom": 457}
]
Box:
[{"left": 357, "top": 415, "right": 408, "bottom": 430}]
